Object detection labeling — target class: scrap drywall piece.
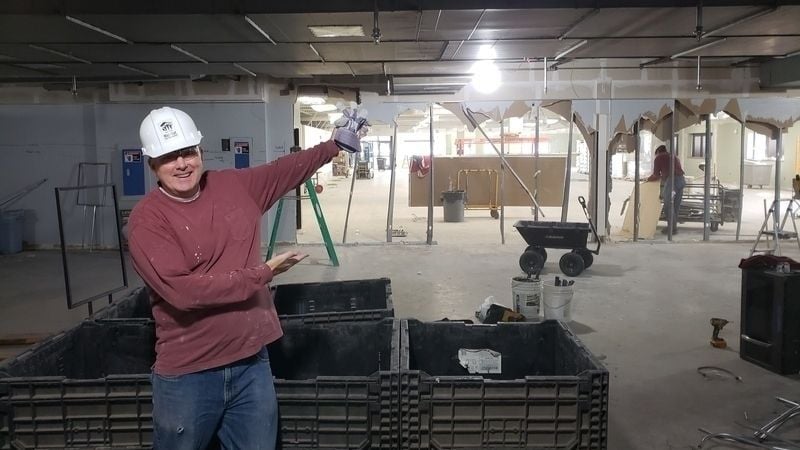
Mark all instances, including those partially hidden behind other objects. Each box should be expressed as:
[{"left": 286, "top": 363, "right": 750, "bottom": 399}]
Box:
[
  {"left": 439, "top": 101, "right": 534, "bottom": 130},
  {"left": 621, "top": 181, "right": 662, "bottom": 239},
  {"left": 572, "top": 100, "right": 598, "bottom": 134},
  {"left": 738, "top": 98, "right": 800, "bottom": 130},
  {"left": 610, "top": 100, "right": 674, "bottom": 136}
]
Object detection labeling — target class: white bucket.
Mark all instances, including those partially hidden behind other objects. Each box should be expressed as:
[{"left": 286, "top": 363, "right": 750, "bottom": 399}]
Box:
[
  {"left": 542, "top": 283, "right": 575, "bottom": 322},
  {"left": 512, "top": 276, "right": 542, "bottom": 320}
]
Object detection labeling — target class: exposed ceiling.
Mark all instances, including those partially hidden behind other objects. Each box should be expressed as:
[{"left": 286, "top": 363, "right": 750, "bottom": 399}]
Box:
[{"left": 1, "top": 1, "right": 800, "bottom": 96}]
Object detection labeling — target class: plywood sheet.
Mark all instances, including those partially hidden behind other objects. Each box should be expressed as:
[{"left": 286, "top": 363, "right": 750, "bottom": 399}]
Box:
[
  {"left": 621, "top": 181, "right": 662, "bottom": 239},
  {"left": 408, "top": 156, "right": 566, "bottom": 207}
]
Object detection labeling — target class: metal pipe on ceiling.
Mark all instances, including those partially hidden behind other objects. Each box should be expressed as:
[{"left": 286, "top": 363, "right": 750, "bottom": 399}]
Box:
[
  {"left": 65, "top": 16, "right": 132, "bottom": 44},
  {"left": 244, "top": 16, "right": 278, "bottom": 45},
  {"left": 308, "top": 43, "right": 325, "bottom": 63},
  {"left": 233, "top": 63, "right": 256, "bottom": 77},
  {"left": 702, "top": 6, "right": 778, "bottom": 38},
  {"left": 28, "top": 45, "right": 92, "bottom": 64},
  {"left": 555, "top": 40, "right": 588, "bottom": 60},
  {"left": 170, "top": 44, "right": 209, "bottom": 64},
  {"left": 118, "top": 63, "right": 157, "bottom": 77},
  {"left": 672, "top": 38, "right": 727, "bottom": 60},
  {"left": 559, "top": 8, "right": 600, "bottom": 40}
]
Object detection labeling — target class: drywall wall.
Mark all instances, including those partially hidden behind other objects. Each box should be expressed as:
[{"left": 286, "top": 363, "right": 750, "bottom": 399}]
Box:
[{"left": 0, "top": 102, "right": 272, "bottom": 249}]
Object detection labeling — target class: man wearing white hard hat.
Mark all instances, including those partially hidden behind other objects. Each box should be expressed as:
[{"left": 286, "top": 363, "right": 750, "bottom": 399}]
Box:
[{"left": 128, "top": 106, "right": 367, "bottom": 449}]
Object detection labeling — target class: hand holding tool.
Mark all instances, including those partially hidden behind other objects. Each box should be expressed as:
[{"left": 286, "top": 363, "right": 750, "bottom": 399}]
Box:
[{"left": 332, "top": 107, "right": 369, "bottom": 153}]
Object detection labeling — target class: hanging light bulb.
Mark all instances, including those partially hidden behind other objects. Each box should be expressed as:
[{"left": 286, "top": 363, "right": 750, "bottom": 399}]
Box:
[
  {"left": 471, "top": 44, "right": 501, "bottom": 94},
  {"left": 471, "top": 60, "right": 501, "bottom": 94}
]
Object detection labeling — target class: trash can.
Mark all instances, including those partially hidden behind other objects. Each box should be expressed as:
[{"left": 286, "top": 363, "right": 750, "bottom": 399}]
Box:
[
  {"left": 441, "top": 190, "right": 466, "bottom": 223},
  {"left": 376, "top": 157, "right": 386, "bottom": 170},
  {"left": 0, "top": 209, "right": 24, "bottom": 255}
]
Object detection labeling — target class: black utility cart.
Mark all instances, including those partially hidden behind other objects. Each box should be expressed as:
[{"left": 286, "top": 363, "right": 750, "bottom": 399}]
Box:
[{"left": 514, "top": 196, "right": 601, "bottom": 277}]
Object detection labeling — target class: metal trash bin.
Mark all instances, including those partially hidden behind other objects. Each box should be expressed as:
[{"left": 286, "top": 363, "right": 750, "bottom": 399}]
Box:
[
  {"left": 441, "top": 190, "right": 466, "bottom": 223},
  {"left": 0, "top": 210, "right": 24, "bottom": 255}
]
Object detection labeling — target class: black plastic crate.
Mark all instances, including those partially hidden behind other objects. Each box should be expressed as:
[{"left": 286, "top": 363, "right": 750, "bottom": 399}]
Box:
[
  {"left": 93, "top": 287, "right": 152, "bottom": 321},
  {"left": 514, "top": 221, "right": 591, "bottom": 249},
  {"left": 0, "top": 321, "right": 154, "bottom": 449},
  {"left": 740, "top": 268, "right": 800, "bottom": 375},
  {"left": 397, "top": 320, "right": 608, "bottom": 449},
  {"left": 0, "top": 319, "right": 399, "bottom": 449},
  {"left": 272, "top": 278, "right": 394, "bottom": 324},
  {"left": 95, "top": 278, "right": 394, "bottom": 324}
]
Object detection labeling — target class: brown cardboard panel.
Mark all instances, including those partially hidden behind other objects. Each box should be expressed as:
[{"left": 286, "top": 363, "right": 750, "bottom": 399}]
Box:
[
  {"left": 408, "top": 156, "right": 566, "bottom": 207},
  {"left": 621, "top": 181, "right": 662, "bottom": 239}
]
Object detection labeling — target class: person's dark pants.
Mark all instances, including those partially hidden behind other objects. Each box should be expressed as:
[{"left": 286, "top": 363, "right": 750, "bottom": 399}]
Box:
[
  {"left": 151, "top": 346, "right": 279, "bottom": 450},
  {"left": 661, "top": 175, "right": 686, "bottom": 231}
]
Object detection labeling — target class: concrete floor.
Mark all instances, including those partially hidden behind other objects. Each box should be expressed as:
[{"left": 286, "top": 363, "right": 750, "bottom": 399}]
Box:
[{"left": 1, "top": 240, "right": 799, "bottom": 449}]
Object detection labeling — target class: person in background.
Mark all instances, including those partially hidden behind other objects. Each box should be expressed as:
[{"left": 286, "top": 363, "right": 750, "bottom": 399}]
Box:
[
  {"left": 128, "top": 106, "right": 367, "bottom": 450},
  {"left": 647, "top": 144, "right": 686, "bottom": 234}
]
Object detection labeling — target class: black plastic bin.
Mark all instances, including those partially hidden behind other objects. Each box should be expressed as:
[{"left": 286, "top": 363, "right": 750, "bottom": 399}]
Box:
[
  {"left": 272, "top": 278, "right": 394, "bottom": 324},
  {"left": 397, "top": 319, "right": 608, "bottom": 449},
  {"left": 95, "top": 278, "right": 394, "bottom": 324},
  {"left": 0, "top": 319, "right": 399, "bottom": 449}
]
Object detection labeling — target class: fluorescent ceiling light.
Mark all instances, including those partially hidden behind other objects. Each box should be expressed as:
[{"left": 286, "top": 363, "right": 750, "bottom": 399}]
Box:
[
  {"left": 170, "top": 44, "right": 209, "bottom": 64},
  {"left": 308, "top": 25, "right": 365, "bottom": 38},
  {"left": 118, "top": 63, "right": 157, "bottom": 77},
  {"left": 28, "top": 44, "right": 91, "bottom": 64},
  {"left": 298, "top": 96, "right": 326, "bottom": 105},
  {"left": 311, "top": 104, "right": 337, "bottom": 112},
  {"left": 244, "top": 16, "right": 277, "bottom": 45},
  {"left": 65, "top": 15, "right": 132, "bottom": 44},
  {"left": 17, "top": 63, "right": 64, "bottom": 70}
]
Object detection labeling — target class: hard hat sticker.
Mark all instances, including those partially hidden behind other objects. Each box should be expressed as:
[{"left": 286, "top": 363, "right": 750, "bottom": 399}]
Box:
[{"left": 160, "top": 121, "right": 178, "bottom": 140}]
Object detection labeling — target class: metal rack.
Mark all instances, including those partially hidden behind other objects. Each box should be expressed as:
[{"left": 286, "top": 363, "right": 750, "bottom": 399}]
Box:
[{"left": 456, "top": 169, "right": 499, "bottom": 219}]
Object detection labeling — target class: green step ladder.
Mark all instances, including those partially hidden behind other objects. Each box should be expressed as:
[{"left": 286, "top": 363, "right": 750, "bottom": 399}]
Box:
[{"left": 267, "top": 178, "right": 339, "bottom": 266}]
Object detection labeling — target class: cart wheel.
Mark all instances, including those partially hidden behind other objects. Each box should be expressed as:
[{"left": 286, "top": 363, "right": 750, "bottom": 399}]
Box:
[
  {"left": 574, "top": 249, "right": 593, "bottom": 268},
  {"left": 490, "top": 209, "right": 499, "bottom": 219},
  {"left": 525, "top": 246, "right": 547, "bottom": 264},
  {"left": 559, "top": 252, "right": 585, "bottom": 277},
  {"left": 710, "top": 222, "right": 719, "bottom": 232},
  {"left": 519, "top": 250, "right": 544, "bottom": 276}
]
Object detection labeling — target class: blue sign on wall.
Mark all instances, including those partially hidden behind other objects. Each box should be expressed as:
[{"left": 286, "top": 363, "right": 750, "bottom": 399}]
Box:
[
  {"left": 234, "top": 139, "right": 251, "bottom": 169},
  {"left": 122, "top": 149, "right": 145, "bottom": 196}
]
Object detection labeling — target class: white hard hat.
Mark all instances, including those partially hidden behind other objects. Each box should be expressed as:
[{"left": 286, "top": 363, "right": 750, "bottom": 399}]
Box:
[{"left": 139, "top": 106, "right": 203, "bottom": 158}]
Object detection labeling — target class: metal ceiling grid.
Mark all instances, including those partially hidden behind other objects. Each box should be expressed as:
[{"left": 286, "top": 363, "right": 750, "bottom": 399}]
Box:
[
  {"left": 312, "top": 41, "right": 445, "bottom": 61},
  {"left": 177, "top": 43, "right": 318, "bottom": 62},
  {"left": 53, "top": 14, "right": 266, "bottom": 43},
  {"left": 572, "top": 37, "right": 709, "bottom": 58},
  {"left": 27, "top": 44, "right": 196, "bottom": 63},
  {"left": 466, "top": 9, "right": 594, "bottom": 40},
  {"left": 556, "top": 6, "right": 765, "bottom": 38},
  {"left": 253, "top": 12, "right": 422, "bottom": 42},
  {"left": 457, "top": 39, "right": 586, "bottom": 60},
  {"left": 384, "top": 61, "right": 474, "bottom": 75},
  {"left": 0, "top": 15, "right": 118, "bottom": 43},
  {"left": 693, "top": 36, "right": 800, "bottom": 57},
  {"left": 245, "top": 62, "right": 352, "bottom": 77}
]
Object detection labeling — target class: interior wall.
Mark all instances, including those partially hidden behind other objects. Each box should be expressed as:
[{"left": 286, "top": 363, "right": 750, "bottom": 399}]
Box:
[
  {"left": 0, "top": 102, "right": 271, "bottom": 249},
  {"left": 714, "top": 120, "right": 742, "bottom": 186}
]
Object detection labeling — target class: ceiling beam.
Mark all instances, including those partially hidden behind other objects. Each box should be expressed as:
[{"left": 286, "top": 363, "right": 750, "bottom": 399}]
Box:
[{"left": 5, "top": 1, "right": 798, "bottom": 14}]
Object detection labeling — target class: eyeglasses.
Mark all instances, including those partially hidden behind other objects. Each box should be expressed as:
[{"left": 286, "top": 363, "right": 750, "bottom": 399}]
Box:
[{"left": 154, "top": 146, "right": 200, "bottom": 165}]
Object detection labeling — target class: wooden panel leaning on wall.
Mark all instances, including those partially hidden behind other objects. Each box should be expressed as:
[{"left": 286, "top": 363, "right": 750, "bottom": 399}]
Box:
[{"left": 407, "top": 156, "right": 567, "bottom": 207}]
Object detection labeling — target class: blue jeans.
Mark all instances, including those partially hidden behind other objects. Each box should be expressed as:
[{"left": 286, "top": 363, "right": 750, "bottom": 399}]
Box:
[
  {"left": 661, "top": 175, "right": 686, "bottom": 229},
  {"left": 151, "top": 346, "right": 279, "bottom": 450}
]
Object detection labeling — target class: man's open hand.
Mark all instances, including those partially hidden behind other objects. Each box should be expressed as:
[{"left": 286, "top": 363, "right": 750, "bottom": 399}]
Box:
[{"left": 266, "top": 251, "right": 308, "bottom": 276}]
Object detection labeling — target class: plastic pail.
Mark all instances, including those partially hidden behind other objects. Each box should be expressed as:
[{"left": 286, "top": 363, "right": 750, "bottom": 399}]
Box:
[
  {"left": 542, "top": 283, "right": 574, "bottom": 322},
  {"left": 512, "top": 276, "right": 542, "bottom": 320}
]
